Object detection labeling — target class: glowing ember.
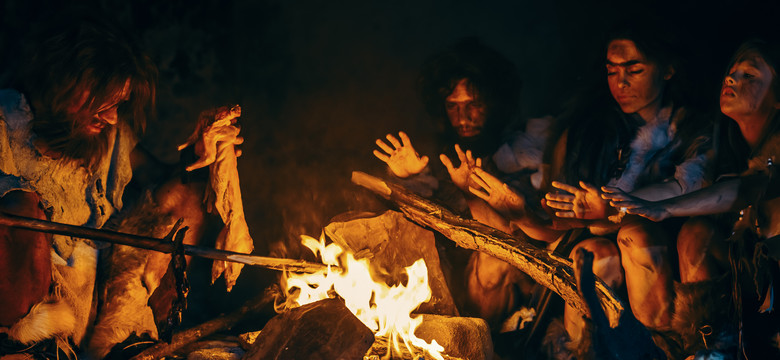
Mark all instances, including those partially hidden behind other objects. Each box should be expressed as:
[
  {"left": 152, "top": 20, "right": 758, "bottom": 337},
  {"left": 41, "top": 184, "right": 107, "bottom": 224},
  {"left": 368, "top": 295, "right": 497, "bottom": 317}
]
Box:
[{"left": 281, "top": 234, "right": 445, "bottom": 360}]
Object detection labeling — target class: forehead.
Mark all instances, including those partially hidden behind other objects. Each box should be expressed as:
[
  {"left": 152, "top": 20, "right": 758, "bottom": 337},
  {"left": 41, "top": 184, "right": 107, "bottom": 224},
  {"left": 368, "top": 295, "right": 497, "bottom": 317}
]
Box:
[
  {"left": 606, "top": 39, "right": 647, "bottom": 65},
  {"left": 446, "top": 78, "right": 475, "bottom": 102}
]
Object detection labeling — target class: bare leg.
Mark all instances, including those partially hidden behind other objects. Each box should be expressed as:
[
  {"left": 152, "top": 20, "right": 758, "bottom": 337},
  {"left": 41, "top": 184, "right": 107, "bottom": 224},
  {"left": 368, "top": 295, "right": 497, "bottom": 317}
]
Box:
[
  {"left": 677, "top": 216, "right": 727, "bottom": 283},
  {"left": 617, "top": 219, "right": 674, "bottom": 329}
]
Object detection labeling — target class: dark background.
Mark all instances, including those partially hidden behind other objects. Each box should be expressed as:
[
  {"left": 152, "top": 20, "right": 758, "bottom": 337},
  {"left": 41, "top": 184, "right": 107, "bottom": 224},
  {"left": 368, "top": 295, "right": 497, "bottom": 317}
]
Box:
[{"left": 2, "top": 0, "right": 778, "bottom": 324}]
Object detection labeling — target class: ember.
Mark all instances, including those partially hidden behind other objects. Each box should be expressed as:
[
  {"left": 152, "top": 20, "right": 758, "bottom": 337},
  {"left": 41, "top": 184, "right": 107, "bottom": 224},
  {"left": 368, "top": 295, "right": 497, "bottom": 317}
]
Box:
[{"left": 281, "top": 234, "right": 446, "bottom": 360}]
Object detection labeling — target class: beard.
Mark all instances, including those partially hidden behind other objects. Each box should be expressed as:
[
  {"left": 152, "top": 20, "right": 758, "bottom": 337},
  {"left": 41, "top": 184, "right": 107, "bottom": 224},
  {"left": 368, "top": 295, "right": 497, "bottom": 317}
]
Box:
[{"left": 32, "top": 112, "right": 111, "bottom": 170}]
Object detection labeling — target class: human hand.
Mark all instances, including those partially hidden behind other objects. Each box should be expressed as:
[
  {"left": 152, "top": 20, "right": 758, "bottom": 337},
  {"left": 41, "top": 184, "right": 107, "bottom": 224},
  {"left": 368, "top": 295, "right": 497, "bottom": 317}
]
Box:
[
  {"left": 440, "top": 144, "right": 482, "bottom": 192},
  {"left": 601, "top": 186, "right": 670, "bottom": 222},
  {"left": 469, "top": 167, "right": 525, "bottom": 217},
  {"left": 373, "top": 131, "right": 429, "bottom": 178},
  {"left": 178, "top": 105, "right": 244, "bottom": 171},
  {"left": 544, "top": 181, "right": 608, "bottom": 220}
]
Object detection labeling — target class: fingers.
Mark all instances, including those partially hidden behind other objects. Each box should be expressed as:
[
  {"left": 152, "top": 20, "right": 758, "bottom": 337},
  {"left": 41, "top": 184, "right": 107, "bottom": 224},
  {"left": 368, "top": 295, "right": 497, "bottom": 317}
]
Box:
[
  {"left": 579, "top": 181, "right": 599, "bottom": 193},
  {"left": 398, "top": 131, "right": 415, "bottom": 149},
  {"left": 386, "top": 133, "right": 402, "bottom": 149},
  {"left": 470, "top": 172, "right": 490, "bottom": 192},
  {"left": 375, "top": 138, "right": 394, "bottom": 154},
  {"left": 440, "top": 153, "right": 454, "bottom": 172},
  {"left": 545, "top": 200, "right": 574, "bottom": 211},
  {"left": 551, "top": 181, "right": 579, "bottom": 194},
  {"left": 419, "top": 155, "right": 430, "bottom": 167},
  {"left": 373, "top": 149, "right": 390, "bottom": 162},
  {"left": 454, "top": 144, "right": 467, "bottom": 163},
  {"left": 469, "top": 186, "right": 490, "bottom": 201},
  {"left": 545, "top": 192, "right": 575, "bottom": 203}
]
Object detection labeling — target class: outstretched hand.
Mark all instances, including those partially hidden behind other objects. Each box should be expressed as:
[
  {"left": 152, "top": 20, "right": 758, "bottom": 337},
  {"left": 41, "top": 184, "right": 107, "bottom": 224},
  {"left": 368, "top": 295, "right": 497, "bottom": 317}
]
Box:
[
  {"left": 373, "top": 131, "right": 429, "bottom": 178},
  {"left": 601, "top": 186, "right": 670, "bottom": 222},
  {"left": 178, "top": 105, "right": 244, "bottom": 171},
  {"left": 545, "top": 181, "right": 609, "bottom": 220},
  {"left": 440, "top": 144, "right": 482, "bottom": 192},
  {"left": 469, "top": 167, "right": 525, "bottom": 217}
]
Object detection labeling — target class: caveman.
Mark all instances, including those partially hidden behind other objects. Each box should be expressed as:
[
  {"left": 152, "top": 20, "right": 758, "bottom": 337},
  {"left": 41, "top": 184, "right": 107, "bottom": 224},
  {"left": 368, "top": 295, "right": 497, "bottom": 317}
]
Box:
[{"left": 0, "top": 13, "right": 250, "bottom": 358}]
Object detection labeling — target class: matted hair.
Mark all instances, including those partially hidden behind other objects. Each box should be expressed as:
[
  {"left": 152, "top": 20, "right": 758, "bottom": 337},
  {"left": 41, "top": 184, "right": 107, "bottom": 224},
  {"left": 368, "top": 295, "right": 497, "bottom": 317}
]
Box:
[
  {"left": 417, "top": 38, "right": 521, "bottom": 156},
  {"left": 17, "top": 13, "right": 157, "bottom": 167}
]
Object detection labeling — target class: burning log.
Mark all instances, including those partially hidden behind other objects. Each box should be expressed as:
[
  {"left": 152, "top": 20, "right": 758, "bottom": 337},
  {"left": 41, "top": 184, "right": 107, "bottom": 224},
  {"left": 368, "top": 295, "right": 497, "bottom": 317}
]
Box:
[
  {"left": 243, "top": 298, "right": 375, "bottom": 360},
  {"left": 351, "top": 171, "right": 625, "bottom": 328}
]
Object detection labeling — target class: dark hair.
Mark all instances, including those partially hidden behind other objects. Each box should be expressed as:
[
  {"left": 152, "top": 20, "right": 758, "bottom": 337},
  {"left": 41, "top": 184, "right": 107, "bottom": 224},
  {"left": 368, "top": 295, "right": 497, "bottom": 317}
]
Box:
[
  {"left": 604, "top": 20, "right": 690, "bottom": 108},
  {"left": 417, "top": 38, "right": 521, "bottom": 156},
  {"left": 17, "top": 12, "right": 157, "bottom": 166}
]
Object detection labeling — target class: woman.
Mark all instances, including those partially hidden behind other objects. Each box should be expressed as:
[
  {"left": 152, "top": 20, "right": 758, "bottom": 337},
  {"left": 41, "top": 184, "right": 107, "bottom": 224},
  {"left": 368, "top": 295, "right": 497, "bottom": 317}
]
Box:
[
  {"left": 471, "top": 26, "right": 715, "bottom": 358},
  {"left": 604, "top": 39, "right": 780, "bottom": 358}
]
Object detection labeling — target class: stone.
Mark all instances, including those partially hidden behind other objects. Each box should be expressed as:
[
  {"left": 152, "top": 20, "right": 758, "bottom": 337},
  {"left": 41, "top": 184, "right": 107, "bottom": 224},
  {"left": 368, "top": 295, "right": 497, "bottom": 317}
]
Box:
[{"left": 243, "top": 298, "right": 374, "bottom": 360}]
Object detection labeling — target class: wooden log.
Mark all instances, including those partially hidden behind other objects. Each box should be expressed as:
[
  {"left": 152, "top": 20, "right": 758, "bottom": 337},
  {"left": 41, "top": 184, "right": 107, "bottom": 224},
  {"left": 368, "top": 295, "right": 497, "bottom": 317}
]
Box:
[
  {"left": 130, "top": 289, "right": 275, "bottom": 360},
  {"left": 351, "top": 171, "right": 625, "bottom": 328}
]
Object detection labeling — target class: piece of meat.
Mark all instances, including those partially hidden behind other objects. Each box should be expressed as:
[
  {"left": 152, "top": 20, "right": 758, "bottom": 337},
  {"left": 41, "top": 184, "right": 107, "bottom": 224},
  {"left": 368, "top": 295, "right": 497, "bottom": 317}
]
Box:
[{"left": 181, "top": 105, "right": 254, "bottom": 291}]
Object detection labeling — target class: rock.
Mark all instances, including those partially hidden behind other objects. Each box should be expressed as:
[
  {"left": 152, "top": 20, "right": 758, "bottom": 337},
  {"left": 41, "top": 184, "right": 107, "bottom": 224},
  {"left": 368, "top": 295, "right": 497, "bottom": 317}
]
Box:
[
  {"left": 325, "top": 210, "right": 458, "bottom": 316},
  {"left": 243, "top": 298, "right": 374, "bottom": 360},
  {"left": 414, "top": 314, "right": 493, "bottom": 360}
]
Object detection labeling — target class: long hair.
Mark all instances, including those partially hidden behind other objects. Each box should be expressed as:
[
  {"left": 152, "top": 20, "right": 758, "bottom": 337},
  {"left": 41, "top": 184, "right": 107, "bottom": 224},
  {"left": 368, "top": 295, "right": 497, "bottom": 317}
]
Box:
[
  {"left": 17, "top": 12, "right": 157, "bottom": 168},
  {"left": 417, "top": 38, "right": 521, "bottom": 158},
  {"left": 716, "top": 39, "right": 780, "bottom": 175}
]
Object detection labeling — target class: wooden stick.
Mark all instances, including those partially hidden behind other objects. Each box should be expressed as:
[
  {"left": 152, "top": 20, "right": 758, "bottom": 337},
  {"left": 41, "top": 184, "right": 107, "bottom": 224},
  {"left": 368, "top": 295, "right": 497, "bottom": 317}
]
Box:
[
  {"left": 351, "top": 171, "right": 625, "bottom": 327},
  {"left": 131, "top": 288, "right": 276, "bottom": 360},
  {"left": 0, "top": 212, "right": 330, "bottom": 274}
]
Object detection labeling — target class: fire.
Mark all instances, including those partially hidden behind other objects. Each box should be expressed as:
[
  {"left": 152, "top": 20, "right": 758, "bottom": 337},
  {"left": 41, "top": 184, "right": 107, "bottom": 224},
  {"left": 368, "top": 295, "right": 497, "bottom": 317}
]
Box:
[{"left": 282, "top": 234, "right": 445, "bottom": 360}]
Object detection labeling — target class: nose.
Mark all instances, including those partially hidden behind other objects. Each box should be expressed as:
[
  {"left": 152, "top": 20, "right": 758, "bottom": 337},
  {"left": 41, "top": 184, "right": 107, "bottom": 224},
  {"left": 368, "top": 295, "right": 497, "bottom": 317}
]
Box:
[
  {"left": 617, "top": 70, "right": 630, "bottom": 89},
  {"left": 97, "top": 107, "right": 118, "bottom": 125},
  {"left": 724, "top": 74, "right": 736, "bottom": 86},
  {"left": 457, "top": 105, "right": 470, "bottom": 124}
]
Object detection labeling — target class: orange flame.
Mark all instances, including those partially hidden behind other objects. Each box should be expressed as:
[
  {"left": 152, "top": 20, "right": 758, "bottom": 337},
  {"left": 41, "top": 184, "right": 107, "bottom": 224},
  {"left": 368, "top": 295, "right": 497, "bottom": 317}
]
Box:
[{"left": 282, "top": 234, "right": 445, "bottom": 360}]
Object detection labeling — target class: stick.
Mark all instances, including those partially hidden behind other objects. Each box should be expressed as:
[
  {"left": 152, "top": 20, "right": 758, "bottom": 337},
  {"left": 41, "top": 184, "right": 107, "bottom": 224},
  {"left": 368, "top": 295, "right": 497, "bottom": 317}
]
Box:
[
  {"left": 0, "top": 212, "right": 330, "bottom": 274},
  {"left": 351, "top": 171, "right": 625, "bottom": 327},
  {"left": 131, "top": 288, "right": 276, "bottom": 360}
]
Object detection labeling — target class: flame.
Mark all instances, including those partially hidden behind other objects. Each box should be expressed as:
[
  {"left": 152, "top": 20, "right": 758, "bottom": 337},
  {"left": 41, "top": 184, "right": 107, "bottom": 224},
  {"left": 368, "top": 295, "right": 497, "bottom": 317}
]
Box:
[{"left": 282, "top": 234, "right": 445, "bottom": 360}]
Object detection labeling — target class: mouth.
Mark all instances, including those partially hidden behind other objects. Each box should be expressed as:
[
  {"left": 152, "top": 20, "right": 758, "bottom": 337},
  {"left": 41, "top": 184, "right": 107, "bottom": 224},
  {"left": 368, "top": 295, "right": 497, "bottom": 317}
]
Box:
[
  {"left": 85, "top": 121, "right": 107, "bottom": 135},
  {"left": 615, "top": 95, "right": 634, "bottom": 103},
  {"left": 456, "top": 127, "right": 480, "bottom": 137},
  {"left": 721, "top": 87, "right": 736, "bottom": 97}
]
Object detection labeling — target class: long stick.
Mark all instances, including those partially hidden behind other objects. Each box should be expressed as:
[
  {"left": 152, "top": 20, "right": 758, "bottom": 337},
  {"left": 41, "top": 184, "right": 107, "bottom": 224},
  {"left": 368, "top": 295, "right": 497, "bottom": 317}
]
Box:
[
  {"left": 0, "top": 212, "right": 329, "bottom": 273},
  {"left": 351, "top": 171, "right": 625, "bottom": 327}
]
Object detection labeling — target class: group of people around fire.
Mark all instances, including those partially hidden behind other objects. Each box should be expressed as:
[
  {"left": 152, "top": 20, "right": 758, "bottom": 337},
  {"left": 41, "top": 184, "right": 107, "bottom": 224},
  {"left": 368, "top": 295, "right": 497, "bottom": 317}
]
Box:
[
  {"left": 372, "top": 22, "right": 780, "bottom": 360},
  {"left": 0, "top": 5, "right": 779, "bottom": 360}
]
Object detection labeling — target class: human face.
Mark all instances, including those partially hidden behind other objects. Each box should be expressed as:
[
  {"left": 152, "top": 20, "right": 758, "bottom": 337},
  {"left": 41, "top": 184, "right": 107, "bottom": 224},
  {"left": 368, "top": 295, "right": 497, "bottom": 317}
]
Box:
[
  {"left": 720, "top": 52, "right": 779, "bottom": 125},
  {"left": 606, "top": 39, "right": 669, "bottom": 121},
  {"left": 446, "top": 78, "right": 487, "bottom": 138},
  {"left": 68, "top": 79, "right": 130, "bottom": 136}
]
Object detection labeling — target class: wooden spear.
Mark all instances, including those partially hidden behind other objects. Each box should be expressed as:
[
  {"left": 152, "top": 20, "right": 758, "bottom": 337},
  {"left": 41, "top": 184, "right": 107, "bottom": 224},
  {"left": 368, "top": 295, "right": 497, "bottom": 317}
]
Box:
[
  {"left": 351, "top": 171, "right": 625, "bottom": 327},
  {"left": 0, "top": 211, "right": 330, "bottom": 274}
]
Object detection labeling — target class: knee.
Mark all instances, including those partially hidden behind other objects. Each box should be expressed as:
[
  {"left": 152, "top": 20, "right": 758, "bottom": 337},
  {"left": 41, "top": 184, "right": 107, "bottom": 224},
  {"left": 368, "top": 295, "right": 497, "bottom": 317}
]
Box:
[
  {"left": 617, "top": 220, "right": 666, "bottom": 250},
  {"left": 677, "top": 217, "right": 720, "bottom": 263}
]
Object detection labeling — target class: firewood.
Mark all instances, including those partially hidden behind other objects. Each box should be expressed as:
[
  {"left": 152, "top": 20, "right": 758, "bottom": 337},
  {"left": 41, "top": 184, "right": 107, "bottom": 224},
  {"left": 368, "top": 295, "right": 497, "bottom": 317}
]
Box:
[
  {"left": 351, "top": 171, "right": 625, "bottom": 327},
  {"left": 130, "top": 288, "right": 275, "bottom": 360}
]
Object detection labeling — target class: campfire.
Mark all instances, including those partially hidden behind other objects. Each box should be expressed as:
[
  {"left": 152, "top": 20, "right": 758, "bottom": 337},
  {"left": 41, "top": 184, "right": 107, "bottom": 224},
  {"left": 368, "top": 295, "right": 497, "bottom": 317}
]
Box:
[{"left": 280, "top": 234, "right": 446, "bottom": 360}]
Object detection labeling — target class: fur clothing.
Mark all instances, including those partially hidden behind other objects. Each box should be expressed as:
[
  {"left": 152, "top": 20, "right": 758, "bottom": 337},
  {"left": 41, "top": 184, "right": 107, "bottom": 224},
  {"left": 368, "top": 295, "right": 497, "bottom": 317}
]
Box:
[{"left": 0, "top": 89, "right": 137, "bottom": 348}]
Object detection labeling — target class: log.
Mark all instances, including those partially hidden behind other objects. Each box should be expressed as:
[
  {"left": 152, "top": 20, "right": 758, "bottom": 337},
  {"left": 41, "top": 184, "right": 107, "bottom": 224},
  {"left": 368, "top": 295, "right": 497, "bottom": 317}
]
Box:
[
  {"left": 130, "top": 288, "right": 275, "bottom": 360},
  {"left": 351, "top": 171, "right": 625, "bottom": 328}
]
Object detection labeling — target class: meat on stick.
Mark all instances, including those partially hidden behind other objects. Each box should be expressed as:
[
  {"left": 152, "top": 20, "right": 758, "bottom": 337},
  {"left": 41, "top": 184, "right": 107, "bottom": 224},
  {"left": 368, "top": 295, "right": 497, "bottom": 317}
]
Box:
[{"left": 179, "top": 105, "right": 254, "bottom": 291}]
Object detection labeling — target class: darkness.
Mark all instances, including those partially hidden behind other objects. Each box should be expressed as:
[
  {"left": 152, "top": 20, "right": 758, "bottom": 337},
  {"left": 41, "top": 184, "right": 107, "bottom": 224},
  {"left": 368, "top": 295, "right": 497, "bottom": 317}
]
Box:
[{"left": 1, "top": 0, "right": 778, "bottom": 326}]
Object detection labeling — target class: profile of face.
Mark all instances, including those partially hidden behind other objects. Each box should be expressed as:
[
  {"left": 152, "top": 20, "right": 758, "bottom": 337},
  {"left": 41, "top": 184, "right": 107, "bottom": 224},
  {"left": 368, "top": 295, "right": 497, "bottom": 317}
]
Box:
[
  {"left": 67, "top": 79, "right": 131, "bottom": 138},
  {"left": 720, "top": 51, "right": 779, "bottom": 124},
  {"left": 445, "top": 78, "right": 487, "bottom": 139},
  {"left": 606, "top": 39, "right": 671, "bottom": 119}
]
